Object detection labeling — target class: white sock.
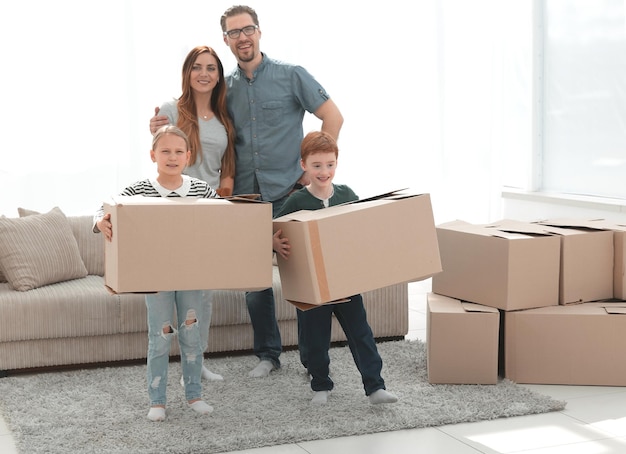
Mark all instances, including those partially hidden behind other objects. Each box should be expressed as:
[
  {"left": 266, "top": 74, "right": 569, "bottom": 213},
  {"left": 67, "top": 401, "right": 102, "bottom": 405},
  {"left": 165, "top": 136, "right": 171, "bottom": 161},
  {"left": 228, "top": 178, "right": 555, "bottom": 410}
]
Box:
[
  {"left": 147, "top": 407, "right": 166, "bottom": 422},
  {"left": 189, "top": 400, "right": 213, "bottom": 415},
  {"left": 311, "top": 390, "right": 330, "bottom": 405},
  {"left": 180, "top": 365, "right": 224, "bottom": 387},
  {"left": 248, "top": 360, "right": 275, "bottom": 378},
  {"left": 202, "top": 365, "right": 224, "bottom": 381},
  {"left": 369, "top": 389, "right": 398, "bottom": 405}
]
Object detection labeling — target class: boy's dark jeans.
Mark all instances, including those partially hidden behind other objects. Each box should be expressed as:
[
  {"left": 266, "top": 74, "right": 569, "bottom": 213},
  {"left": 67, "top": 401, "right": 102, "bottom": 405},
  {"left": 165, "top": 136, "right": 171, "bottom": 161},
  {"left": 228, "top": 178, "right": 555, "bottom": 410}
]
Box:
[{"left": 298, "top": 294, "right": 386, "bottom": 396}]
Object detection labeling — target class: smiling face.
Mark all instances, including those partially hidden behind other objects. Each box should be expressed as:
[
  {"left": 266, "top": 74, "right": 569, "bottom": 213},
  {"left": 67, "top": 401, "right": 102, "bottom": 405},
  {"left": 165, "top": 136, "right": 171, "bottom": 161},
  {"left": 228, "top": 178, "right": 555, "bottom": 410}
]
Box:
[
  {"left": 223, "top": 12, "right": 261, "bottom": 64},
  {"left": 301, "top": 151, "right": 337, "bottom": 193},
  {"left": 150, "top": 133, "right": 190, "bottom": 178},
  {"left": 189, "top": 51, "right": 220, "bottom": 95}
]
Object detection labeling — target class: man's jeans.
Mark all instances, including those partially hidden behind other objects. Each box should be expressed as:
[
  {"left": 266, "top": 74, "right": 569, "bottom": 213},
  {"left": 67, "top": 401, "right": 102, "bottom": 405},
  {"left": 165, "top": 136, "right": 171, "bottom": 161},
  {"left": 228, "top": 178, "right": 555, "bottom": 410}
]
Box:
[
  {"left": 243, "top": 191, "right": 292, "bottom": 368},
  {"left": 245, "top": 288, "right": 282, "bottom": 367}
]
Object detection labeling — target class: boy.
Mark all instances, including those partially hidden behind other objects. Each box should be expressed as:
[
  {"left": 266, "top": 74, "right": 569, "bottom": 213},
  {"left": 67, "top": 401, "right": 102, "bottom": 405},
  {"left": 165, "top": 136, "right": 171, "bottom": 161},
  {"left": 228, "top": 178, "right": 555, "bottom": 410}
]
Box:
[{"left": 273, "top": 131, "right": 398, "bottom": 405}]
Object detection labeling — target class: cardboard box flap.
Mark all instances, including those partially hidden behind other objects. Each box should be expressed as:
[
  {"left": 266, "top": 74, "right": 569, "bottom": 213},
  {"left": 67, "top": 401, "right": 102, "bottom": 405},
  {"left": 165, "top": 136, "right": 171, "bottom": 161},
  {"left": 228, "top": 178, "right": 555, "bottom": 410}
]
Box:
[
  {"left": 333, "top": 188, "right": 424, "bottom": 208},
  {"left": 351, "top": 188, "right": 410, "bottom": 204},
  {"left": 603, "top": 306, "right": 626, "bottom": 315},
  {"left": 438, "top": 219, "right": 471, "bottom": 227},
  {"left": 532, "top": 223, "right": 591, "bottom": 236},
  {"left": 436, "top": 220, "right": 473, "bottom": 230},
  {"left": 224, "top": 194, "right": 266, "bottom": 203},
  {"left": 484, "top": 230, "right": 541, "bottom": 240},
  {"left": 536, "top": 218, "right": 612, "bottom": 232},
  {"left": 550, "top": 218, "right": 626, "bottom": 233},
  {"left": 274, "top": 210, "right": 322, "bottom": 223},
  {"left": 274, "top": 190, "right": 425, "bottom": 223},
  {"left": 439, "top": 220, "right": 550, "bottom": 240},
  {"left": 486, "top": 219, "right": 556, "bottom": 237},
  {"left": 108, "top": 195, "right": 228, "bottom": 207},
  {"left": 287, "top": 298, "right": 351, "bottom": 312},
  {"left": 428, "top": 293, "right": 498, "bottom": 314},
  {"left": 108, "top": 194, "right": 267, "bottom": 206},
  {"left": 461, "top": 302, "right": 499, "bottom": 314}
]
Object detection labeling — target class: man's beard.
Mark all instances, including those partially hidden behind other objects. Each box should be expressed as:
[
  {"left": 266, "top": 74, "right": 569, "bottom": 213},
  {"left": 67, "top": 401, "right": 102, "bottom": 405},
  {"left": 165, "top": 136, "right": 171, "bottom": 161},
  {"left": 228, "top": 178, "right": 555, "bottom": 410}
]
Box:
[{"left": 237, "top": 45, "right": 256, "bottom": 63}]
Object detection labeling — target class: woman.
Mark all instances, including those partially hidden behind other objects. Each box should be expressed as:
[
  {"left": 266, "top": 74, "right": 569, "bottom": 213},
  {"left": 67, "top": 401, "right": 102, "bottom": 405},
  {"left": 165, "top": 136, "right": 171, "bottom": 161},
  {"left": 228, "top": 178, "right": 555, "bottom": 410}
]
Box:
[
  {"left": 155, "top": 46, "right": 236, "bottom": 382},
  {"left": 157, "top": 45, "right": 235, "bottom": 195}
]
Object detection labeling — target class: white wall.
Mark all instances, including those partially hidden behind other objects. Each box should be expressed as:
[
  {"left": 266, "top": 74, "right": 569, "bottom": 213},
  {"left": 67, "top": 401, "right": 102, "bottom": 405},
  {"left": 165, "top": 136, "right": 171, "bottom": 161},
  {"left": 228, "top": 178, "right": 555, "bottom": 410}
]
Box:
[
  {"left": 503, "top": 190, "right": 626, "bottom": 223},
  {"left": 1, "top": 1, "right": 622, "bottom": 227},
  {"left": 501, "top": 0, "right": 626, "bottom": 225},
  {"left": 0, "top": 0, "right": 519, "bottom": 226}
]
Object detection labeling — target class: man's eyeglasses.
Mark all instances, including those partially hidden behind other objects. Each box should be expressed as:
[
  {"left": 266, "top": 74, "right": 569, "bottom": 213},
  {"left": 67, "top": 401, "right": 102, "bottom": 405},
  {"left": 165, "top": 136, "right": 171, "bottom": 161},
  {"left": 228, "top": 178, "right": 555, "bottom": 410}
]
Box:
[{"left": 224, "top": 25, "right": 258, "bottom": 39}]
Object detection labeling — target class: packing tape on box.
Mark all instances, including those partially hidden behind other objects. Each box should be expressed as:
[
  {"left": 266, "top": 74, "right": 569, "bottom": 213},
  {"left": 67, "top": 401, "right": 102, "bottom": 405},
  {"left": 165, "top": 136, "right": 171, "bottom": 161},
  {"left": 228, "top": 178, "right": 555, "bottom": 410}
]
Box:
[{"left": 309, "top": 221, "right": 331, "bottom": 303}]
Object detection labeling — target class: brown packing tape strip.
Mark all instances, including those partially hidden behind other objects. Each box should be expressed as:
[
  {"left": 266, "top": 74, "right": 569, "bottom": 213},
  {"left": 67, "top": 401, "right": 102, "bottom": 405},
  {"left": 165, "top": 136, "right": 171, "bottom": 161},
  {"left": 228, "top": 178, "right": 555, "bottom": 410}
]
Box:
[{"left": 309, "top": 221, "right": 330, "bottom": 303}]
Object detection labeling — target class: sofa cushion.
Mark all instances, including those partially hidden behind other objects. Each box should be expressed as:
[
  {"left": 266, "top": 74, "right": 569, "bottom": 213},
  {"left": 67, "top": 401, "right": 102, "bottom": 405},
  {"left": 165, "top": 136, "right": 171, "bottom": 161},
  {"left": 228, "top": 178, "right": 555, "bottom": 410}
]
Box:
[
  {"left": 67, "top": 216, "right": 104, "bottom": 276},
  {"left": 0, "top": 207, "right": 88, "bottom": 291},
  {"left": 0, "top": 276, "right": 130, "bottom": 342},
  {"left": 18, "top": 208, "right": 104, "bottom": 276},
  {"left": 0, "top": 215, "right": 5, "bottom": 283}
]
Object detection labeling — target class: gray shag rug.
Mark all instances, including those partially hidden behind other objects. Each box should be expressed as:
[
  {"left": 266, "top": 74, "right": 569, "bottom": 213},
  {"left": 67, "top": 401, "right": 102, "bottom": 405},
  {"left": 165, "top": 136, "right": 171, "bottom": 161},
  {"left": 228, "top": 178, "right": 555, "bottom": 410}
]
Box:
[{"left": 0, "top": 340, "right": 566, "bottom": 454}]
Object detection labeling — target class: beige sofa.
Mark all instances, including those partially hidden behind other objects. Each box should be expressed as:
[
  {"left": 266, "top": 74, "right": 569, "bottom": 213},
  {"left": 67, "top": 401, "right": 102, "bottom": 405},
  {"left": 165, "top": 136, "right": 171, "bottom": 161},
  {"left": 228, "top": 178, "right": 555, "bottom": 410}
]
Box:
[{"left": 0, "top": 208, "right": 408, "bottom": 374}]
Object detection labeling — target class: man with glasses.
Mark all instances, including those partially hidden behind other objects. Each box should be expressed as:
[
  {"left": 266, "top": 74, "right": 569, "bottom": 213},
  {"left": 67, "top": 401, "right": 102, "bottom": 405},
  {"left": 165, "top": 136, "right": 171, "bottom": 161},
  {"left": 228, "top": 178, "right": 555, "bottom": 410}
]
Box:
[{"left": 151, "top": 4, "right": 343, "bottom": 379}]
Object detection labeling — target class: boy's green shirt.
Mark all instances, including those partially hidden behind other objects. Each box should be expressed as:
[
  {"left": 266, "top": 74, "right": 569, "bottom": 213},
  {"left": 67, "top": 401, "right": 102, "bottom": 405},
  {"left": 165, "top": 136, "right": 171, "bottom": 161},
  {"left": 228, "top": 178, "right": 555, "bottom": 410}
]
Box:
[{"left": 275, "top": 184, "right": 358, "bottom": 218}]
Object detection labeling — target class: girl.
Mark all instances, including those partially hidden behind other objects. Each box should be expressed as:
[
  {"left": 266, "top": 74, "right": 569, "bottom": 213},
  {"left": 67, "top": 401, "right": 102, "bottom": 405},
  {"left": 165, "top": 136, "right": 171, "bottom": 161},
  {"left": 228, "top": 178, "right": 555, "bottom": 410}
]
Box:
[{"left": 95, "top": 125, "right": 218, "bottom": 421}]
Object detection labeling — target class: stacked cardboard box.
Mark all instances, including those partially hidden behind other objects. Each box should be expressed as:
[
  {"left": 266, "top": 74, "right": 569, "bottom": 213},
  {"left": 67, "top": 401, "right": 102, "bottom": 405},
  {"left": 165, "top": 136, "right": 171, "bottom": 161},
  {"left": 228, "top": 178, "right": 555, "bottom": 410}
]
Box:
[
  {"left": 426, "top": 293, "right": 499, "bottom": 384},
  {"left": 534, "top": 219, "right": 614, "bottom": 304},
  {"left": 586, "top": 220, "right": 626, "bottom": 300},
  {"left": 428, "top": 218, "right": 625, "bottom": 385},
  {"left": 505, "top": 302, "right": 626, "bottom": 385},
  {"left": 536, "top": 218, "right": 625, "bottom": 300},
  {"left": 432, "top": 220, "right": 561, "bottom": 311}
]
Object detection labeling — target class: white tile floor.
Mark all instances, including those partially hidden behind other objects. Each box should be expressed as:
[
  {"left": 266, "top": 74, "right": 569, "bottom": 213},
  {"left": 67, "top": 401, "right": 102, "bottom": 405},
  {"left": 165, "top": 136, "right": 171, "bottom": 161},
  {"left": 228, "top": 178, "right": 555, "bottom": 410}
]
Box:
[{"left": 2, "top": 280, "right": 626, "bottom": 454}]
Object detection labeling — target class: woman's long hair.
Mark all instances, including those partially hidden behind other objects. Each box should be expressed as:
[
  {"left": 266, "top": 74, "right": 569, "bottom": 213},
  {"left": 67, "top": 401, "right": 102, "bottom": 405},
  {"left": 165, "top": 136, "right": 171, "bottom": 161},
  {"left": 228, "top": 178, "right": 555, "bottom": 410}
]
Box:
[{"left": 177, "top": 45, "right": 235, "bottom": 179}]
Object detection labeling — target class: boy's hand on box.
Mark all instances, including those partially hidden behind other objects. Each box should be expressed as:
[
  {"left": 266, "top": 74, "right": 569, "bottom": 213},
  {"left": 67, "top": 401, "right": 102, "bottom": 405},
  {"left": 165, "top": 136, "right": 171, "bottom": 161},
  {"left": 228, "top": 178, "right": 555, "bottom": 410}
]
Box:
[{"left": 273, "top": 229, "right": 291, "bottom": 260}]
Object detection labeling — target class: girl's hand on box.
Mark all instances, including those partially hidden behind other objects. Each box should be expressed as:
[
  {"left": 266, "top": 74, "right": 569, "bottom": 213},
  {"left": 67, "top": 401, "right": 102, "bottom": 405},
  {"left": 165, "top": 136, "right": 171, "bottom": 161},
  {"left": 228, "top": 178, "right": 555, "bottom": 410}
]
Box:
[{"left": 97, "top": 213, "right": 113, "bottom": 242}]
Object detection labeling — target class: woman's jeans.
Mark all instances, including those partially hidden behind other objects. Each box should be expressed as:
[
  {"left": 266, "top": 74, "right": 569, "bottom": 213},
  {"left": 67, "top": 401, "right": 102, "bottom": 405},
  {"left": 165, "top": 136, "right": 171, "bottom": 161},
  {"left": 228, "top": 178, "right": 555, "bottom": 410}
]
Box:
[{"left": 145, "top": 290, "right": 206, "bottom": 406}]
